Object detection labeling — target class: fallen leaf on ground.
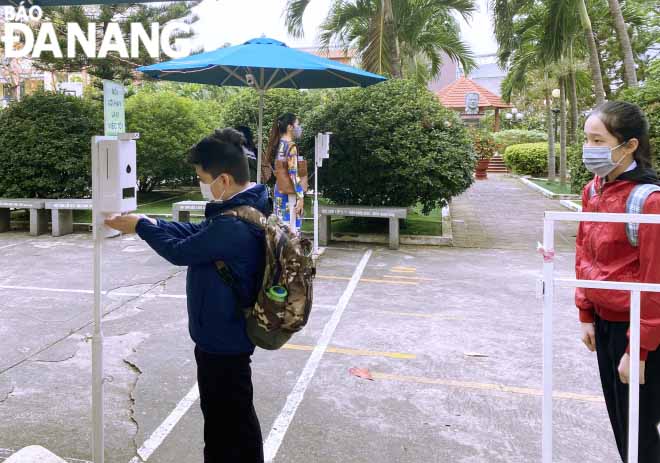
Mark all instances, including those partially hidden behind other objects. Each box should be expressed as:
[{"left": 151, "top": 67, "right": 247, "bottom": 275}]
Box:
[{"left": 349, "top": 367, "right": 374, "bottom": 381}]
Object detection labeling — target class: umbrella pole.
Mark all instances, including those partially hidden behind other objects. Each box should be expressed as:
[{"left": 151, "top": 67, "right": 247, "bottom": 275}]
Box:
[{"left": 257, "top": 89, "right": 264, "bottom": 184}]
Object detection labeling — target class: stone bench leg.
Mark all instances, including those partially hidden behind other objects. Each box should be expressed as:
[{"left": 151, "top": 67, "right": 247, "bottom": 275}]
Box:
[
  {"left": 173, "top": 208, "right": 190, "bottom": 222},
  {"left": 0, "top": 208, "right": 9, "bottom": 233},
  {"left": 319, "top": 214, "right": 331, "bottom": 246},
  {"left": 388, "top": 217, "right": 400, "bottom": 250},
  {"left": 30, "top": 209, "right": 48, "bottom": 236},
  {"left": 51, "top": 209, "right": 74, "bottom": 237}
]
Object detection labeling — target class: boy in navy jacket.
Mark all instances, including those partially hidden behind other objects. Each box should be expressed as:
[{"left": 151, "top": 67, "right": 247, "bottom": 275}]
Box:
[{"left": 106, "top": 129, "right": 269, "bottom": 463}]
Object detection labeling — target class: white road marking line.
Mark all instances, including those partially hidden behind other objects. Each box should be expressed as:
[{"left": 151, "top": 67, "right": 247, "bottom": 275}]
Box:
[
  {"left": 0, "top": 448, "right": 92, "bottom": 463},
  {"left": 128, "top": 383, "right": 200, "bottom": 463},
  {"left": 0, "top": 241, "right": 30, "bottom": 251},
  {"left": 263, "top": 249, "right": 372, "bottom": 463},
  {"left": 0, "top": 285, "right": 187, "bottom": 299}
]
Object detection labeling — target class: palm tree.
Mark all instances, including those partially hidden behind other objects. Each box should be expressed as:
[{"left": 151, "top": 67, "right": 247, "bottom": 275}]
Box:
[
  {"left": 285, "top": 0, "right": 476, "bottom": 80},
  {"left": 493, "top": 0, "right": 558, "bottom": 181},
  {"left": 576, "top": 0, "right": 606, "bottom": 104},
  {"left": 606, "top": 0, "right": 638, "bottom": 87}
]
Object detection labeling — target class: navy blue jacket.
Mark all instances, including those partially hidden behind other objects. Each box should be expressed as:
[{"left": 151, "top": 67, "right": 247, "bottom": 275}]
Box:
[{"left": 136, "top": 184, "right": 271, "bottom": 354}]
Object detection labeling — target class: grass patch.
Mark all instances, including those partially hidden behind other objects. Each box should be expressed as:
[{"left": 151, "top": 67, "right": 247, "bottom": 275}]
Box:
[{"left": 529, "top": 178, "right": 574, "bottom": 195}]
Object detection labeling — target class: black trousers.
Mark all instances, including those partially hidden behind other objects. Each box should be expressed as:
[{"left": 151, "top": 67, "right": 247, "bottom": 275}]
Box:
[
  {"left": 194, "top": 346, "right": 264, "bottom": 463},
  {"left": 595, "top": 316, "right": 660, "bottom": 462}
]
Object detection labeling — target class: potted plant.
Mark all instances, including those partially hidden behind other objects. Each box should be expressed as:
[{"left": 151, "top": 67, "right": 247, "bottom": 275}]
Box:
[{"left": 470, "top": 129, "right": 497, "bottom": 180}]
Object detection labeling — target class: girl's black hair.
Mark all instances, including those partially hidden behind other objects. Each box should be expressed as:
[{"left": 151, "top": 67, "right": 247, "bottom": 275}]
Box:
[
  {"left": 592, "top": 101, "right": 653, "bottom": 169},
  {"left": 235, "top": 125, "right": 256, "bottom": 153},
  {"left": 188, "top": 128, "right": 249, "bottom": 184},
  {"left": 265, "top": 113, "right": 297, "bottom": 167}
]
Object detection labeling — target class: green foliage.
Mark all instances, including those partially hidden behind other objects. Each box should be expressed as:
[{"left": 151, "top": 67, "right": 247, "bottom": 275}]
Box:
[
  {"left": 620, "top": 60, "right": 660, "bottom": 170},
  {"left": 503, "top": 142, "right": 559, "bottom": 177},
  {"left": 493, "top": 129, "right": 548, "bottom": 151},
  {"left": 220, "top": 88, "right": 322, "bottom": 154},
  {"left": 298, "top": 79, "right": 476, "bottom": 213},
  {"left": 568, "top": 143, "right": 593, "bottom": 194},
  {"left": 0, "top": 92, "right": 102, "bottom": 198},
  {"left": 126, "top": 91, "right": 220, "bottom": 192},
  {"left": 469, "top": 129, "right": 498, "bottom": 160}
]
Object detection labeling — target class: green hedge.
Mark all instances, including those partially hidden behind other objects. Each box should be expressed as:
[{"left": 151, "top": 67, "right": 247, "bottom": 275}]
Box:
[
  {"left": 126, "top": 91, "right": 220, "bottom": 192},
  {"left": 0, "top": 92, "right": 102, "bottom": 198},
  {"left": 493, "top": 129, "right": 548, "bottom": 151},
  {"left": 620, "top": 60, "right": 660, "bottom": 171},
  {"left": 568, "top": 144, "right": 594, "bottom": 194},
  {"left": 503, "top": 142, "right": 559, "bottom": 177},
  {"left": 299, "top": 79, "right": 476, "bottom": 213}
]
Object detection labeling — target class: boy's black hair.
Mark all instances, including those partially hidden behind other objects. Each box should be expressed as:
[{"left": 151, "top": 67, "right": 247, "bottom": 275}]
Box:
[{"left": 188, "top": 128, "right": 249, "bottom": 184}]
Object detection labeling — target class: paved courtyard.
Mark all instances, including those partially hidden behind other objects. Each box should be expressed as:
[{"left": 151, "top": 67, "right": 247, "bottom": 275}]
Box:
[{"left": 0, "top": 174, "right": 620, "bottom": 462}]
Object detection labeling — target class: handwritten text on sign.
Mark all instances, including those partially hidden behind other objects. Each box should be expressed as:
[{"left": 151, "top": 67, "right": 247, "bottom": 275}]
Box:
[{"left": 103, "top": 80, "right": 126, "bottom": 136}]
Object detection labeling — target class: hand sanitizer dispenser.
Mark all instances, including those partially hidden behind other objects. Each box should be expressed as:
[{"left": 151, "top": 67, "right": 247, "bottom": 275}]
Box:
[{"left": 92, "top": 134, "right": 138, "bottom": 215}]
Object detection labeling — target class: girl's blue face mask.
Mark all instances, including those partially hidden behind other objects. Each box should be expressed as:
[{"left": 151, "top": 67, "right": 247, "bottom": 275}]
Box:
[{"left": 582, "top": 141, "right": 628, "bottom": 177}]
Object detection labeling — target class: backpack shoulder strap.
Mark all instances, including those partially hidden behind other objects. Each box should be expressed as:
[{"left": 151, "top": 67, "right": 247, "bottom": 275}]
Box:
[
  {"left": 625, "top": 184, "right": 660, "bottom": 247},
  {"left": 588, "top": 180, "right": 597, "bottom": 200},
  {"left": 221, "top": 206, "right": 267, "bottom": 229}
]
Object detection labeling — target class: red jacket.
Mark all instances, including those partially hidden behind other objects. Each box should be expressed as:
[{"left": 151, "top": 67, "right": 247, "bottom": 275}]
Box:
[{"left": 575, "top": 176, "right": 660, "bottom": 360}]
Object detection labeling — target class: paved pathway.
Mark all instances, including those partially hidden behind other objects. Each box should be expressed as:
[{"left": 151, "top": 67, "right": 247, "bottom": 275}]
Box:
[{"left": 450, "top": 174, "right": 578, "bottom": 251}]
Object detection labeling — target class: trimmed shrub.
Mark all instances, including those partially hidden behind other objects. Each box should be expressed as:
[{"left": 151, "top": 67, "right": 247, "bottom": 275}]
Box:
[
  {"left": 493, "top": 129, "right": 548, "bottom": 151},
  {"left": 568, "top": 144, "right": 594, "bottom": 194},
  {"left": 299, "top": 79, "right": 476, "bottom": 213},
  {"left": 0, "top": 92, "right": 102, "bottom": 198},
  {"left": 503, "top": 142, "right": 559, "bottom": 177},
  {"left": 220, "top": 88, "right": 320, "bottom": 155},
  {"left": 126, "top": 91, "right": 221, "bottom": 191},
  {"left": 620, "top": 60, "right": 660, "bottom": 171}
]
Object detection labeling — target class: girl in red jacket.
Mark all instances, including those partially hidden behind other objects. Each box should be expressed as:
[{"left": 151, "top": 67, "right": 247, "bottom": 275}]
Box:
[{"left": 576, "top": 101, "right": 660, "bottom": 462}]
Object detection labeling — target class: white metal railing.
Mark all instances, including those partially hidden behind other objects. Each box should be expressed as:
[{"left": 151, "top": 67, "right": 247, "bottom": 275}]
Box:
[{"left": 541, "top": 210, "right": 660, "bottom": 463}]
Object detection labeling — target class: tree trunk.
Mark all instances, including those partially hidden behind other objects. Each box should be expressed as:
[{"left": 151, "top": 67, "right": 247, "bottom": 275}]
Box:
[
  {"left": 560, "top": 76, "right": 568, "bottom": 186},
  {"left": 545, "top": 82, "right": 556, "bottom": 182},
  {"left": 569, "top": 69, "right": 579, "bottom": 145},
  {"left": 383, "top": 0, "right": 402, "bottom": 78},
  {"left": 607, "top": 0, "right": 638, "bottom": 87},
  {"left": 577, "top": 0, "right": 606, "bottom": 105}
]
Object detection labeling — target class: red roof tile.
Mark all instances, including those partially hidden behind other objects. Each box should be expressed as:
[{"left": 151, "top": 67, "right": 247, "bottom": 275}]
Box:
[{"left": 436, "top": 77, "right": 511, "bottom": 109}]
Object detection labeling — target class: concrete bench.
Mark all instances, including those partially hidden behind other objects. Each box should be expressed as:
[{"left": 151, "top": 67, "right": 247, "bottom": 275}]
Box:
[
  {"left": 319, "top": 205, "right": 408, "bottom": 250},
  {"left": 0, "top": 199, "right": 47, "bottom": 236},
  {"left": 44, "top": 199, "right": 92, "bottom": 237},
  {"left": 172, "top": 201, "right": 207, "bottom": 222}
]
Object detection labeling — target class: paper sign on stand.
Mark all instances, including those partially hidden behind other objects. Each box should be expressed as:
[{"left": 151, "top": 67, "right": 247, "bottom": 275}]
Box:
[{"left": 314, "top": 133, "right": 331, "bottom": 254}]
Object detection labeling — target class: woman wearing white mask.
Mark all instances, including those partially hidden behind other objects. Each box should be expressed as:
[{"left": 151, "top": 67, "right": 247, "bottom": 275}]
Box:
[
  {"left": 263, "top": 113, "right": 307, "bottom": 232},
  {"left": 576, "top": 101, "right": 660, "bottom": 462}
]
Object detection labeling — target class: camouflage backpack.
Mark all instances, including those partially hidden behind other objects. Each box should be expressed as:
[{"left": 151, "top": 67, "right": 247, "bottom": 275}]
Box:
[{"left": 214, "top": 206, "right": 315, "bottom": 350}]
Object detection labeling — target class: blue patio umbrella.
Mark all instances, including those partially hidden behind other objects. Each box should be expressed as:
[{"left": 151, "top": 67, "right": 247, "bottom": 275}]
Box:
[{"left": 138, "top": 37, "right": 386, "bottom": 182}]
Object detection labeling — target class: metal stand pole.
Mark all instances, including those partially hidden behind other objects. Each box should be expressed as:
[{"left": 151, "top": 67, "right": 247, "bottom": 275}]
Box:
[
  {"left": 542, "top": 218, "right": 555, "bottom": 463},
  {"left": 91, "top": 138, "right": 105, "bottom": 463},
  {"left": 313, "top": 147, "right": 319, "bottom": 254},
  {"left": 629, "top": 290, "right": 641, "bottom": 463}
]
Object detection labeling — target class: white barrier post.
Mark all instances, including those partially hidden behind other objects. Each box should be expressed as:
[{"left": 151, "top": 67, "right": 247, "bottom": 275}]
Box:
[
  {"left": 541, "top": 210, "right": 660, "bottom": 463},
  {"left": 629, "top": 290, "right": 641, "bottom": 463},
  {"left": 542, "top": 218, "right": 555, "bottom": 463}
]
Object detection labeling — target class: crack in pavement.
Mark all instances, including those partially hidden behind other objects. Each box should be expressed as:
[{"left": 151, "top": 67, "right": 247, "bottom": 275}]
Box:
[
  {"left": 0, "top": 383, "right": 15, "bottom": 403},
  {"left": 0, "top": 269, "right": 185, "bottom": 376},
  {"left": 123, "top": 357, "right": 143, "bottom": 457}
]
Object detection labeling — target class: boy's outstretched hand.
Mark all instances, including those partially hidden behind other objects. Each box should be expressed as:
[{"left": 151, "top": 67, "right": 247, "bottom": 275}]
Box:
[{"left": 105, "top": 214, "right": 156, "bottom": 234}]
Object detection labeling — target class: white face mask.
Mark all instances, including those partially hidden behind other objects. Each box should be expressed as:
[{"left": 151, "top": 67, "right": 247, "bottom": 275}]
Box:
[
  {"left": 199, "top": 176, "right": 225, "bottom": 202},
  {"left": 582, "top": 141, "right": 628, "bottom": 177}
]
